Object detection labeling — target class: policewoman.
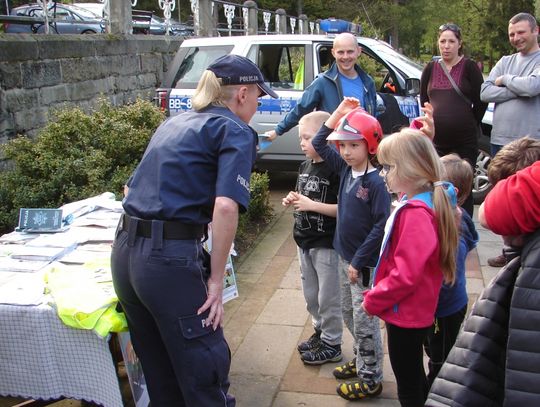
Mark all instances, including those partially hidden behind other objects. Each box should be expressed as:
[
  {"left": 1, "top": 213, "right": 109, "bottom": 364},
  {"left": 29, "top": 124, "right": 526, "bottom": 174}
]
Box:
[{"left": 111, "top": 54, "right": 278, "bottom": 407}]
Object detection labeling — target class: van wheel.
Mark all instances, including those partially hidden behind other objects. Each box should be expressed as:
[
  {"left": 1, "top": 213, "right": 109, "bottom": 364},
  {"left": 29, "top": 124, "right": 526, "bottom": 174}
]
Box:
[{"left": 473, "top": 136, "right": 492, "bottom": 204}]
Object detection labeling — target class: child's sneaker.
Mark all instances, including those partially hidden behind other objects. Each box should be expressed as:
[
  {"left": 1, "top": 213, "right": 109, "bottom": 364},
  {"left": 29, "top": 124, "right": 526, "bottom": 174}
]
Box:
[
  {"left": 301, "top": 341, "right": 342, "bottom": 365},
  {"left": 336, "top": 380, "right": 383, "bottom": 401},
  {"left": 333, "top": 359, "right": 357, "bottom": 379},
  {"left": 297, "top": 331, "right": 321, "bottom": 353}
]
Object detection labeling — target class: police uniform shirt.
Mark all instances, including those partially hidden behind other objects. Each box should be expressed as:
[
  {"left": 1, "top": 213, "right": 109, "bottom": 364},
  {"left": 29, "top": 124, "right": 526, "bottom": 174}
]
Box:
[{"left": 123, "top": 105, "right": 257, "bottom": 224}]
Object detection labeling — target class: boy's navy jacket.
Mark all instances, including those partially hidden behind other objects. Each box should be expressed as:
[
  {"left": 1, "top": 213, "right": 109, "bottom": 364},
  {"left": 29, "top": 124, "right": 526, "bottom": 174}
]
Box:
[
  {"left": 311, "top": 124, "right": 390, "bottom": 270},
  {"left": 436, "top": 209, "right": 478, "bottom": 318}
]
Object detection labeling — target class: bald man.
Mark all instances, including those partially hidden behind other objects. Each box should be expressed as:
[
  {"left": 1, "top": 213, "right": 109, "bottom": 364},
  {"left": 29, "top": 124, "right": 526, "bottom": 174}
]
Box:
[{"left": 266, "top": 33, "right": 377, "bottom": 141}]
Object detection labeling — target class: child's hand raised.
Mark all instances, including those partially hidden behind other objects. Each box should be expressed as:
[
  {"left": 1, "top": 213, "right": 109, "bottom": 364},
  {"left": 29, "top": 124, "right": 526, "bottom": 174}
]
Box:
[
  {"left": 336, "top": 97, "right": 360, "bottom": 116},
  {"left": 326, "top": 97, "right": 360, "bottom": 130},
  {"left": 411, "top": 102, "right": 435, "bottom": 141}
]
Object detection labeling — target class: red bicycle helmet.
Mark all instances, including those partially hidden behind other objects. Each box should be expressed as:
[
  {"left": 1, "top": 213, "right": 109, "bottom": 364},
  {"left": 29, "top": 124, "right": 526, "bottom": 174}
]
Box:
[{"left": 326, "top": 108, "right": 383, "bottom": 155}]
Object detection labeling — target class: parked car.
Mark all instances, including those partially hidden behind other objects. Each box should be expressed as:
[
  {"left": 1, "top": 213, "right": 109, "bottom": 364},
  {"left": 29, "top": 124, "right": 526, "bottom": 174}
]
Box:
[
  {"left": 4, "top": 3, "right": 104, "bottom": 34},
  {"left": 155, "top": 31, "right": 493, "bottom": 202},
  {"left": 73, "top": 3, "right": 193, "bottom": 36},
  {"left": 149, "top": 15, "right": 194, "bottom": 37},
  {"left": 69, "top": 2, "right": 103, "bottom": 17}
]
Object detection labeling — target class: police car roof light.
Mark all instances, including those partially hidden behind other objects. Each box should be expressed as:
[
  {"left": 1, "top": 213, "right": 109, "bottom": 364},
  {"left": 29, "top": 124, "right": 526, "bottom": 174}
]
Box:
[{"left": 320, "top": 18, "right": 362, "bottom": 36}]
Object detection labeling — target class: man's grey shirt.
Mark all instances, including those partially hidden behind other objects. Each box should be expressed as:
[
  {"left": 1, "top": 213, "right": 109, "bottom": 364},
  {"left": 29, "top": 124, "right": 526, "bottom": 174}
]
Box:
[{"left": 480, "top": 50, "right": 540, "bottom": 145}]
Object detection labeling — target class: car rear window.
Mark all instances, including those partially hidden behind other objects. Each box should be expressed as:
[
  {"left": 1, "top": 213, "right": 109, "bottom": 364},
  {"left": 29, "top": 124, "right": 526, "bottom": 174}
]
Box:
[{"left": 174, "top": 46, "right": 234, "bottom": 89}]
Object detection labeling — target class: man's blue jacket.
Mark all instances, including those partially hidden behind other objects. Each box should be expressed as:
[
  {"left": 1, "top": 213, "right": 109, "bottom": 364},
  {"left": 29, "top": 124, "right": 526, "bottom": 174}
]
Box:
[{"left": 275, "top": 62, "right": 377, "bottom": 136}]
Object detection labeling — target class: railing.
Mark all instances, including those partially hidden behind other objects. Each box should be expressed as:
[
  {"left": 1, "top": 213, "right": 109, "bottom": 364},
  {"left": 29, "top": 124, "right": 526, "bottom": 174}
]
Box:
[
  {"left": 1, "top": 0, "right": 321, "bottom": 37},
  {"left": 190, "top": 0, "right": 321, "bottom": 37}
]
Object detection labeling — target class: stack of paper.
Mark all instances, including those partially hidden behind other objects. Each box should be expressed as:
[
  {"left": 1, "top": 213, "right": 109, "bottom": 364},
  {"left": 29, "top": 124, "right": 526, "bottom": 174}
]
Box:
[
  {"left": 0, "top": 271, "right": 45, "bottom": 305},
  {"left": 0, "top": 258, "right": 51, "bottom": 273},
  {"left": 10, "top": 245, "right": 76, "bottom": 262}
]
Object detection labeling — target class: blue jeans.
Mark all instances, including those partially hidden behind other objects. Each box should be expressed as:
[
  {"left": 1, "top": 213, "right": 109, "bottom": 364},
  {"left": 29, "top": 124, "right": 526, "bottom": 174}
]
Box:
[
  {"left": 298, "top": 246, "right": 342, "bottom": 345},
  {"left": 111, "top": 223, "right": 235, "bottom": 407}
]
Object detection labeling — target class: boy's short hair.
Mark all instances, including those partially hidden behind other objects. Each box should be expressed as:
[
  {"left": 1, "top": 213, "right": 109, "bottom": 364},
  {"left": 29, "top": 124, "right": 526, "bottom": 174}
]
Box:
[
  {"left": 441, "top": 154, "right": 473, "bottom": 206},
  {"left": 488, "top": 137, "right": 540, "bottom": 185},
  {"left": 299, "top": 111, "right": 331, "bottom": 136}
]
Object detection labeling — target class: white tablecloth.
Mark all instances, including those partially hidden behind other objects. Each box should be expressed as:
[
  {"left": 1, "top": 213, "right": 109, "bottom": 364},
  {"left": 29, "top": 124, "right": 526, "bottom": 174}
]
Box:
[{"left": 0, "top": 302, "right": 123, "bottom": 406}]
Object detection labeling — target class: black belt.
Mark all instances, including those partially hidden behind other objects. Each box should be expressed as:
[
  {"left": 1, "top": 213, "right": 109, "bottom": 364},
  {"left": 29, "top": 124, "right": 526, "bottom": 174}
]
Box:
[{"left": 121, "top": 214, "right": 205, "bottom": 240}]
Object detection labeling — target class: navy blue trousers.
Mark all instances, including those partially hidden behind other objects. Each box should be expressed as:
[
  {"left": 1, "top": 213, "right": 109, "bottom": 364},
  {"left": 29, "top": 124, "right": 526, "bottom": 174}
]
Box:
[{"left": 111, "top": 224, "right": 235, "bottom": 407}]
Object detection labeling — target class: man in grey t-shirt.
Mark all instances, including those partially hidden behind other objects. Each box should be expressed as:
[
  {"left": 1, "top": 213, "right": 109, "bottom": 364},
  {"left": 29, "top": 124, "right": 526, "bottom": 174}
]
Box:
[
  {"left": 480, "top": 12, "right": 540, "bottom": 268},
  {"left": 481, "top": 12, "right": 540, "bottom": 155}
]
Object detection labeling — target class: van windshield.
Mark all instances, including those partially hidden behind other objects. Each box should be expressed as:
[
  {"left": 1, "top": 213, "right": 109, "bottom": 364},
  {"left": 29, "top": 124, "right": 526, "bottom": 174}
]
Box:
[{"left": 174, "top": 46, "right": 234, "bottom": 88}]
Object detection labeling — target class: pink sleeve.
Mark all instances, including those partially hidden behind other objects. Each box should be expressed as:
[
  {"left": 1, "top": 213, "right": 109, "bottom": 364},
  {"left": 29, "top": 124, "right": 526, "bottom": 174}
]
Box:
[{"left": 364, "top": 208, "right": 438, "bottom": 315}]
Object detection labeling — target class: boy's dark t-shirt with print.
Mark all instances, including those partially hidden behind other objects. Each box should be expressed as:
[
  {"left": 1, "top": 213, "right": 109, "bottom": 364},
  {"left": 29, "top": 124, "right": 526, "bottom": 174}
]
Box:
[{"left": 293, "top": 160, "right": 339, "bottom": 249}]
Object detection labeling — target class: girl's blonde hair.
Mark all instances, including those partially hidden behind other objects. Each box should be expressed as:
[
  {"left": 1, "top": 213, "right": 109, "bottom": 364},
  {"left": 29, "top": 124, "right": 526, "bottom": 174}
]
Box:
[
  {"left": 378, "top": 128, "right": 458, "bottom": 284},
  {"left": 191, "top": 70, "right": 240, "bottom": 111}
]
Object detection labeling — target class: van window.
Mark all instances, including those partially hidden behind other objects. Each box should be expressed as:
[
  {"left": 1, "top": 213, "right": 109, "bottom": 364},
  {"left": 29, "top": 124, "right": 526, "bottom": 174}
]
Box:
[
  {"left": 174, "top": 46, "right": 234, "bottom": 89},
  {"left": 317, "top": 45, "right": 334, "bottom": 72},
  {"left": 252, "top": 44, "right": 305, "bottom": 91},
  {"left": 358, "top": 52, "right": 399, "bottom": 94}
]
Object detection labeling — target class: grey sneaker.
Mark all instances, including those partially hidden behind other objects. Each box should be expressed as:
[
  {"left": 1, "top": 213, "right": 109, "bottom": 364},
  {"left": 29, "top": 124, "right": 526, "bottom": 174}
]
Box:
[
  {"left": 297, "top": 331, "right": 321, "bottom": 353},
  {"left": 301, "top": 341, "right": 342, "bottom": 365}
]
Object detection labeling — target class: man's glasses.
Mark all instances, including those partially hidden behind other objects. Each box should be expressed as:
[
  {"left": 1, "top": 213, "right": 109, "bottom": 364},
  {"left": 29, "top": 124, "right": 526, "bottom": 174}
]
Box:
[{"left": 439, "top": 23, "right": 461, "bottom": 36}]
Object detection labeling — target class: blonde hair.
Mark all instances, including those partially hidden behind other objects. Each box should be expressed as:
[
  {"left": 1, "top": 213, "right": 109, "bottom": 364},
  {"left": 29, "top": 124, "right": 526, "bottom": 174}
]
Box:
[
  {"left": 299, "top": 111, "right": 330, "bottom": 137},
  {"left": 378, "top": 129, "right": 458, "bottom": 284},
  {"left": 440, "top": 154, "right": 473, "bottom": 206},
  {"left": 191, "top": 70, "right": 241, "bottom": 111}
]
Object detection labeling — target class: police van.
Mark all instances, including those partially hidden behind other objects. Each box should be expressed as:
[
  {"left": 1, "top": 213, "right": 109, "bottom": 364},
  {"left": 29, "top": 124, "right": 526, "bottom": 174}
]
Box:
[{"left": 155, "top": 30, "right": 492, "bottom": 201}]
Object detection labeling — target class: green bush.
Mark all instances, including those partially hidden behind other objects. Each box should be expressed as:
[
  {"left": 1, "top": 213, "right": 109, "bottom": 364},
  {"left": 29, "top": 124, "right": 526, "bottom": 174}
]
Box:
[
  {"left": 235, "top": 171, "right": 273, "bottom": 248},
  {"left": 0, "top": 99, "right": 164, "bottom": 232},
  {"left": 0, "top": 100, "right": 274, "bottom": 247},
  {"left": 245, "top": 171, "right": 272, "bottom": 221}
]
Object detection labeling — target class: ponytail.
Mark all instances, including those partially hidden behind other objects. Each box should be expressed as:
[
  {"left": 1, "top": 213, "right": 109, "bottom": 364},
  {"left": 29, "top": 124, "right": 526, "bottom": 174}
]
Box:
[
  {"left": 432, "top": 184, "right": 458, "bottom": 284},
  {"left": 192, "top": 70, "right": 239, "bottom": 111}
]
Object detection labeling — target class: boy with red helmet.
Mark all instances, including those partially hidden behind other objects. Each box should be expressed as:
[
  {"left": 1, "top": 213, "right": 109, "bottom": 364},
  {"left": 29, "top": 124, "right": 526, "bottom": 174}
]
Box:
[{"left": 310, "top": 97, "right": 391, "bottom": 401}]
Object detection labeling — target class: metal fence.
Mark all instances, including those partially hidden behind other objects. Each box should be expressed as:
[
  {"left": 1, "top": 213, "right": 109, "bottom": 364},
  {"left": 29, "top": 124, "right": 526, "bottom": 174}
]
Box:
[{"left": 1, "top": 0, "right": 322, "bottom": 36}]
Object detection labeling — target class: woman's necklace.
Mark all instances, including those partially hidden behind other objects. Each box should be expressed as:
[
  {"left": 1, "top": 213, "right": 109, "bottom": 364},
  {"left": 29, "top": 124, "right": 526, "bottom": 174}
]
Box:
[{"left": 444, "top": 55, "right": 463, "bottom": 72}]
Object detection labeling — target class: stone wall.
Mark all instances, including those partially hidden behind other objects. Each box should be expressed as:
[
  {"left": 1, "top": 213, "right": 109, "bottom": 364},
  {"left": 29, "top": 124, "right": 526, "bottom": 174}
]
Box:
[{"left": 0, "top": 34, "right": 184, "bottom": 143}]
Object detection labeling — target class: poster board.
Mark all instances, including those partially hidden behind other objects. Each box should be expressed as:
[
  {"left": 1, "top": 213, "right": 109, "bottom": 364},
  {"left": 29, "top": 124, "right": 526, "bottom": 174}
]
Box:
[
  {"left": 117, "top": 332, "right": 150, "bottom": 407},
  {"left": 202, "top": 223, "right": 239, "bottom": 304}
]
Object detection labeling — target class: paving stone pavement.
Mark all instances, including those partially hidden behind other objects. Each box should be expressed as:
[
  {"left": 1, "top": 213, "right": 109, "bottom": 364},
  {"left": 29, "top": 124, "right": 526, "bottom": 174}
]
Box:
[{"left": 225, "top": 189, "right": 504, "bottom": 407}]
